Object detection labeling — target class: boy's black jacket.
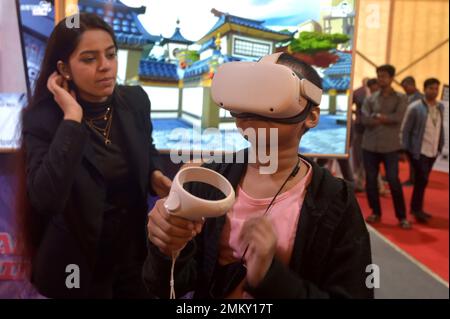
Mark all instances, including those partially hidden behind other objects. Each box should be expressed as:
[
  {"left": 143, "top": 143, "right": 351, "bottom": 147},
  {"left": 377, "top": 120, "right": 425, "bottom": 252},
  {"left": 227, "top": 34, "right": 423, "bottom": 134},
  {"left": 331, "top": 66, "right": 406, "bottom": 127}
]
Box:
[{"left": 143, "top": 151, "right": 374, "bottom": 299}]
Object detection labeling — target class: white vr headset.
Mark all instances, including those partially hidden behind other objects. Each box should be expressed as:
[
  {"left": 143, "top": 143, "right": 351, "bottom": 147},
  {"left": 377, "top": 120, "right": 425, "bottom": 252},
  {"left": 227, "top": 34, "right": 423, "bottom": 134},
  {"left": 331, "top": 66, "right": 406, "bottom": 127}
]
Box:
[
  {"left": 164, "top": 53, "right": 322, "bottom": 222},
  {"left": 211, "top": 52, "right": 322, "bottom": 123}
]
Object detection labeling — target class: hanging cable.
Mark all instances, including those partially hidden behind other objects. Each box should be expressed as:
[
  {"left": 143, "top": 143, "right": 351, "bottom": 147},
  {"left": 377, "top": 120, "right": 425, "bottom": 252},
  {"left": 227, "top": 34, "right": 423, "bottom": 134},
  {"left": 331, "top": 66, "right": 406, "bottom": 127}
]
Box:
[{"left": 170, "top": 250, "right": 180, "bottom": 299}]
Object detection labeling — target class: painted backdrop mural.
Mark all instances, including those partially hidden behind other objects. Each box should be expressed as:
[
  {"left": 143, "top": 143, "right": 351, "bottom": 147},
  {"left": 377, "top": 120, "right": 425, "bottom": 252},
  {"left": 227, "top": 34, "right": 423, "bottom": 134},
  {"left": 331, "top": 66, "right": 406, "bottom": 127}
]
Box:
[{"left": 77, "top": 0, "right": 357, "bottom": 156}]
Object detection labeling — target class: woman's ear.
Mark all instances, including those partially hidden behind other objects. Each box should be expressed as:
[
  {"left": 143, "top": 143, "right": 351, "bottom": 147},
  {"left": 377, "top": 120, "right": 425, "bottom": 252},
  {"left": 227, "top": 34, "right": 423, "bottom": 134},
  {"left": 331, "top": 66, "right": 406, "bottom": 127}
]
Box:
[
  {"left": 56, "top": 60, "right": 72, "bottom": 80},
  {"left": 304, "top": 106, "right": 320, "bottom": 130}
]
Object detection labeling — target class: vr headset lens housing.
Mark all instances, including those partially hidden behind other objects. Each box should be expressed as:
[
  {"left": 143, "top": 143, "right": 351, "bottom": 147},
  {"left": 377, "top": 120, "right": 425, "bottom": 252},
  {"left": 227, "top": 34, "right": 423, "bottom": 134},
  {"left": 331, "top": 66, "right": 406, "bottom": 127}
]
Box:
[
  {"left": 229, "top": 102, "right": 315, "bottom": 124},
  {"left": 211, "top": 53, "right": 322, "bottom": 123}
]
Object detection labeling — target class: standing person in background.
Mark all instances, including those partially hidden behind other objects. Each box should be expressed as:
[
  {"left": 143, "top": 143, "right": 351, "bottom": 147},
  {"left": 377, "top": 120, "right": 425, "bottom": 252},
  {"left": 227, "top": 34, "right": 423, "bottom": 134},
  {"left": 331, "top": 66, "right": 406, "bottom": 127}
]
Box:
[
  {"left": 361, "top": 65, "right": 411, "bottom": 229},
  {"left": 401, "top": 78, "right": 444, "bottom": 224},
  {"left": 367, "top": 78, "right": 380, "bottom": 94},
  {"left": 352, "top": 78, "right": 379, "bottom": 192},
  {"left": 353, "top": 78, "right": 370, "bottom": 112},
  {"left": 401, "top": 76, "right": 424, "bottom": 105},
  {"left": 400, "top": 76, "right": 424, "bottom": 186},
  {"left": 366, "top": 79, "right": 389, "bottom": 197}
]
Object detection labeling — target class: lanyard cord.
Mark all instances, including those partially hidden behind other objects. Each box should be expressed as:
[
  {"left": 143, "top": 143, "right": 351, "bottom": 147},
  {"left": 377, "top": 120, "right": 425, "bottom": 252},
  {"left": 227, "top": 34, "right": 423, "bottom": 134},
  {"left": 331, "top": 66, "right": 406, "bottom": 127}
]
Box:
[
  {"left": 240, "top": 155, "right": 301, "bottom": 262},
  {"left": 170, "top": 250, "right": 180, "bottom": 299}
]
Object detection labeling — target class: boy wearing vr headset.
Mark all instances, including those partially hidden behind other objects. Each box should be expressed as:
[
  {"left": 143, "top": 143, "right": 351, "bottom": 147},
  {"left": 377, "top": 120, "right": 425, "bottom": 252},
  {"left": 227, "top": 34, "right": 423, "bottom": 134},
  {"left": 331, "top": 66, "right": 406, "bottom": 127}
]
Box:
[{"left": 143, "top": 53, "right": 373, "bottom": 299}]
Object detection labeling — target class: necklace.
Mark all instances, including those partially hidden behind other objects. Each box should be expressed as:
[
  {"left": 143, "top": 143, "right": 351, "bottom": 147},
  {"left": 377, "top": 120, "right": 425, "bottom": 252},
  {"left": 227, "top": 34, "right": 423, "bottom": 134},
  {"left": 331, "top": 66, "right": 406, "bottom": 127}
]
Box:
[{"left": 84, "top": 106, "right": 113, "bottom": 145}]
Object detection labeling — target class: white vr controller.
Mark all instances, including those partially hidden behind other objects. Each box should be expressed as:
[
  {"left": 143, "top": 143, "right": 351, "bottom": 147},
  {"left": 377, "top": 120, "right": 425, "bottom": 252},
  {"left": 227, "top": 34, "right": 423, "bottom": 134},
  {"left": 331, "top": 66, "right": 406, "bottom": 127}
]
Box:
[{"left": 164, "top": 167, "right": 236, "bottom": 221}]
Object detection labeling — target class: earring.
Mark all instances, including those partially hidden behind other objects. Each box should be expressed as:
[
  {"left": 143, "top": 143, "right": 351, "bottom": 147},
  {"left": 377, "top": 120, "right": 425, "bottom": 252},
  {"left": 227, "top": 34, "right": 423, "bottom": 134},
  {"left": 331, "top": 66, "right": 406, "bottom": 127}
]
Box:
[{"left": 65, "top": 75, "right": 71, "bottom": 80}]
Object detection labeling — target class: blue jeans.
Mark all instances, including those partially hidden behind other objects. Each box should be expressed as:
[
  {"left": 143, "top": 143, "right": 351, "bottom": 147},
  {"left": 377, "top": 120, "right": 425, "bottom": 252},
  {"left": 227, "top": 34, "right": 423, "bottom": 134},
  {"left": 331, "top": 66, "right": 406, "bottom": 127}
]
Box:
[{"left": 363, "top": 150, "right": 406, "bottom": 220}]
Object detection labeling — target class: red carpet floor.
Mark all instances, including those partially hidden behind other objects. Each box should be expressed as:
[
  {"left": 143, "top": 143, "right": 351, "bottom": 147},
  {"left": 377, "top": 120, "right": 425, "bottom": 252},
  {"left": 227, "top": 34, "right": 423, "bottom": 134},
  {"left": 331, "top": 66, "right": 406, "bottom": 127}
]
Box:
[{"left": 356, "top": 163, "right": 449, "bottom": 283}]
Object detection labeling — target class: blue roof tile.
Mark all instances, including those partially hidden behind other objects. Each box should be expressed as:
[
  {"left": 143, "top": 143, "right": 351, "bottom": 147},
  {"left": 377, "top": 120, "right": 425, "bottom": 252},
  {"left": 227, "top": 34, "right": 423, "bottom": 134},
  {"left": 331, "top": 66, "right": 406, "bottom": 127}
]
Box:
[
  {"left": 203, "top": 12, "right": 294, "bottom": 41},
  {"left": 198, "top": 38, "right": 216, "bottom": 53},
  {"left": 78, "top": 0, "right": 160, "bottom": 48},
  {"left": 323, "top": 51, "right": 352, "bottom": 76},
  {"left": 183, "top": 57, "right": 212, "bottom": 79},
  {"left": 139, "top": 60, "right": 179, "bottom": 81},
  {"left": 160, "top": 27, "right": 193, "bottom": 46},
  {"left": 206, "top": 15, "right": 227, "bottom": 37},
  {"left": 322, "top": 51, "right": 352, "bottom": 91},
  {"left": 322, "top": 76, "right": 351, "bottom": 91},
  {"left": 183, "top": 55, "right": 241, "bottom": 79}
]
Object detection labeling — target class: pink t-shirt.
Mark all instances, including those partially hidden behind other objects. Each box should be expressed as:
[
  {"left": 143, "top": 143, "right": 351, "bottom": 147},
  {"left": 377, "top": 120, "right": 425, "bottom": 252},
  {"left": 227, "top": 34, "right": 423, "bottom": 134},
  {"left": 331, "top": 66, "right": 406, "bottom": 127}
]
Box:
[{"left": 218, "top": 158, "right": 312, "bottom": 298}]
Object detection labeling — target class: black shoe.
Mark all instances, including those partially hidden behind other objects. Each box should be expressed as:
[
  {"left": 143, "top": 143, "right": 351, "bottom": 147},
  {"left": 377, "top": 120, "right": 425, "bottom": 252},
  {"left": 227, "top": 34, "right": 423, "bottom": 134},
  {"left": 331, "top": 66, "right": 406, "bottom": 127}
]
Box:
[
  {"left": 354, "top": 186, "right": 365, "bottom": 193},
  {"left": 366, "top": 214, "right": 381, "bottom": 224},
  {"left": 399, "top": 219, "right": 412, "bottom": 229},
  {"left": 402, "top": 180, "right": 414, "bottom": 187},
  {"left": 421, "top": 211, "right": 432, "bottom": 219},
  {"left": 412, "top": 211, "right": 428, "bottom": 224},
  {"left": 412, "top": 210, "right": 431, "bottom": 219}
]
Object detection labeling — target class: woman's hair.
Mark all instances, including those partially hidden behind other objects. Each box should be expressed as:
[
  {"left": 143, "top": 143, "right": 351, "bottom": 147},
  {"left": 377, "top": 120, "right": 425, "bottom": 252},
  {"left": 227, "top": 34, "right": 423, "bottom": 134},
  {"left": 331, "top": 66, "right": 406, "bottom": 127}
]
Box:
[
  {"left": 16, "top": 13, "right": 117, "bottom": 275},
  {"left": 29, "top": 12, "right": 117, "bottom": 109}
]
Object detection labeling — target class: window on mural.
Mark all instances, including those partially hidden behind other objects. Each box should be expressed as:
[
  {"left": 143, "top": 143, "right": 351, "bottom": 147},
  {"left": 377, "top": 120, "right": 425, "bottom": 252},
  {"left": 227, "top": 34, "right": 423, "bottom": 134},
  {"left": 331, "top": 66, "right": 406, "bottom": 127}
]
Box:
[{"left": 234, "top": 39, "right": 270, "bottom": 57}]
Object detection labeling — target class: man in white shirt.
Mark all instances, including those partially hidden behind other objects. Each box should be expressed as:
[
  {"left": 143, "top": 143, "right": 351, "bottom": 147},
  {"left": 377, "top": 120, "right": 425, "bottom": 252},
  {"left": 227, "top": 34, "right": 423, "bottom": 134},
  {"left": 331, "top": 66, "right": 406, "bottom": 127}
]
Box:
[{"left": 400, "top": 78, "right": 445, "bottom": 223}]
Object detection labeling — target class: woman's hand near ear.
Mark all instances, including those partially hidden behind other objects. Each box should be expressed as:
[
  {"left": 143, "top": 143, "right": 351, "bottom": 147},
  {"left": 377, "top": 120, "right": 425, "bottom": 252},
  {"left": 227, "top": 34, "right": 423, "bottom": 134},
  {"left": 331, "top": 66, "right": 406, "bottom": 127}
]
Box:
[{"left": 47, "top": 71, "right": 83, "bottom": 122}]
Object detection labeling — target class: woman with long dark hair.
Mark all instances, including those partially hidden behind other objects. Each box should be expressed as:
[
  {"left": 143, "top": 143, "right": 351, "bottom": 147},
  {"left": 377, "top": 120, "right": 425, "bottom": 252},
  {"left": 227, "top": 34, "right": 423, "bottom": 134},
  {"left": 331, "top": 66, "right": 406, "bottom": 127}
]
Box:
[{"left": 17, "top": 12, "right": 171, "bottom": 298}]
